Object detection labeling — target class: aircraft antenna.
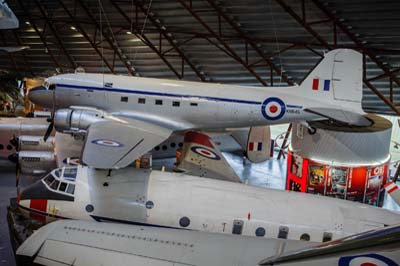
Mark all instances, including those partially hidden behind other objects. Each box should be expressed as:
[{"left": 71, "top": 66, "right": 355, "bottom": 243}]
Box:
[{"left": 268, "top": 0, "right": 283, "bottom": 86}]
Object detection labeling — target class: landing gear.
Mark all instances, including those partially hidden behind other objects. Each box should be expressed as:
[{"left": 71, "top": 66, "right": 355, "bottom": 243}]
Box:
[{"left": 307, "top": 126, "right": 317, "bottom": 135}]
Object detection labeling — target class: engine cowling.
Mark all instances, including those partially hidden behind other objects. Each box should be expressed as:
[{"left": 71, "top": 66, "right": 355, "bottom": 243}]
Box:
[
  {"left": 18, "top": 135, "right": 54, "bottom": 152},
  {"left": 54, "top": 108, "right": 110, "bottom": 133},
  {"left": 18, "top": 150, "right": 56, "bottom": 175}
]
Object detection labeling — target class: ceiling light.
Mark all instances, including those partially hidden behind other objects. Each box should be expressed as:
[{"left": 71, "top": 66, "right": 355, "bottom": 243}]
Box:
[
  {"left": 70, "top": 26, "right": 77, "bottom": 31},
  {"left": 25, "top": 21, "right": 30, "bottom": 25},
  {"left": 126, "top": 31, "right": 132, "bottom": 35}
]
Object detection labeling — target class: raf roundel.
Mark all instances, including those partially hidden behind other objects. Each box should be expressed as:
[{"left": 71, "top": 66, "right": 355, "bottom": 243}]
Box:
[
  {"left": 261, "top": 97, "right": 286, "bottom": 121},
  {"left": 91, "top": 139, "right": 124, "bottom": 147},
  {"left": 190, "top": 146, "right": 221, "bottom": 160},
  {"left": 338, "top": 254, "right": 399, "bottom": 266}
]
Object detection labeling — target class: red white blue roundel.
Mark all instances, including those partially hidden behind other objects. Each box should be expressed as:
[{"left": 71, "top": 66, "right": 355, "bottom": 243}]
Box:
[
  {"left": 261, "top": 97, "right": 286, "bottom": 121},
  {"left": 91, "top": 139, "right": 123, "bottom": 147},
  {"left": 190, "top": 146, "right": 221, "bottom": 160},
  {"left": 339, "top": 254, "right": 398, "bottom": 266}
]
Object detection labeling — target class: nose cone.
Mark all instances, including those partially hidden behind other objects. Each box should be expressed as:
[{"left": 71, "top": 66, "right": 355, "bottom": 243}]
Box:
[{"left": 28, "top": 86, "right": 53, "bottom": 108}]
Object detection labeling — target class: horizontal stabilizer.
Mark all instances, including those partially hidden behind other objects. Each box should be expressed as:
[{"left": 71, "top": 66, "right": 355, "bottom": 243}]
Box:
[
  {"left": 177, "top": 131, "right": 241, "bottom": 182},
  {"left": 304, "top": 108, "right": 371, "bottom": 126}
]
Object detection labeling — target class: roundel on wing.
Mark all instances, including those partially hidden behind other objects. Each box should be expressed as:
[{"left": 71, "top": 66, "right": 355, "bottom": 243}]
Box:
[
  {"left": 190, "top": 146, "right": 221, "bottom": 160},
  {"left": 91, "top": 139, "right": 124, "bottom": 147},
  {"left": 261, "top": 97, "right": 286, "bottom": 120},
  {"left": 338, "top": 254, "right": 399, "bottom": 266}
]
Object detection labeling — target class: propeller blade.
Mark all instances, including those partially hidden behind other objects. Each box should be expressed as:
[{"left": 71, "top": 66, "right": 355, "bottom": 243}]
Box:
[
  {"left": 8, "top": 153, "right": 18, "bottom": 163},
  {"left": 43, "top": 121, "right": 54, "bottom": 142}
]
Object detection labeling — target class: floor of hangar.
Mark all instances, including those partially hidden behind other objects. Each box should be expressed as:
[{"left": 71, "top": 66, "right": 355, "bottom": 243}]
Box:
[{"left": 0, "top": 151, "right": 400, "bottom": 266}]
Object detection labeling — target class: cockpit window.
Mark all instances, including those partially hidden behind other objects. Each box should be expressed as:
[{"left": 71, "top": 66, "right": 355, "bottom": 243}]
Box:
[
  {"left": 44, "top": 175, "right": 55, "bottom": 186},
  {"left": 59, "top": 182, "right": 67, "bottom": 192},
  {"left": 66, "top": 184, "right": 75, "bottom": 195},
  {"left": 50, "top": 179, "right": 60, "bottom": 190},
  {"left": 54, "top": 169, "right": 61, "bottom": 178},
  {"left": 63, "top": 168, "right": 77, "bottom": 181}
]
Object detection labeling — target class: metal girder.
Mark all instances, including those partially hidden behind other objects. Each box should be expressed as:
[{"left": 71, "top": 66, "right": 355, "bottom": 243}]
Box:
[
  {"left": 277, "top": 123, "right": 292, "bottom": 160},
  {"left": 76, "top": 0, "right": 137, "bottom": 76},
  {"left": 274, "top": 0, "right": 400, "bottom": 116},
  {"left": 109, "top": 1, "right": 182, "bottom": 79},
  {"left": 129, "top": 0, "right": 206, "bottom": 81},
  {"left": 57, "top": 0, "right": 116, "bottom": 74},
  {"left": 177, "top": 0, "right": 268, "bottom": 86},
  {"left": 205, "top": 0, "right": 294, "bottom": 86},
  {"left": 310, "top": 0, "right": 400, "bottom": 89},
  {"left": 33, "top": 0, "right": 76, "bottom": 70},
  {"left": 17, "top": 0, "right": 64, "bottom": 72}
]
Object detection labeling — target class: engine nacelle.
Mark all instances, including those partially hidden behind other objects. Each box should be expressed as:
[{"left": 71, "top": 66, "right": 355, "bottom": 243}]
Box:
[
  {"left": 18, "top": 135, "right": 54, "bottom": 152},
  {"left": 54, "top": 108, "right": 110, "bottom": 133},
  {"left": 18, "top": 150, "right": 56, "bottom": 175}
]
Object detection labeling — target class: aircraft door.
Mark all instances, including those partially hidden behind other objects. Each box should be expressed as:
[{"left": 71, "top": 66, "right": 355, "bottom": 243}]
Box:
[{"left": 232, "top": 219, "right": 244, "bottom": 235}]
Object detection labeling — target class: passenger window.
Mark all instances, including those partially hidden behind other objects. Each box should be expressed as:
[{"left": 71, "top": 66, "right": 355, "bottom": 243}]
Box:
[
  {"left": 172, "top": 101, "right": 180, "bottom": 107},
  {"left": 67, "top": 184, "right": 75, "bottom": 195},
  {"left": 7, "top": 145, "right": 12, "bottom": 150},
  {"left": 162, "top": 145, "right": 167, "bottom": 150},
  {"left": 170, "top": 142, "right": 176, "bottom": 148},
  {"left": 44, "top": 175, "right": 55, "bottom": 186},
  {"left": 155, "top": 99, "right": 163, "bottom": 105},
  {"left": 190, "top": 102, "right": 198, "bottom": 106},
  {"left": 59, "top": 182, "right": 67, "bottom": 192},
  {"left": 323, "top": 232, "right": 332, "bottom": 242},
  {"left": 278, "top": 226, "right": 289, "bottom": 239},
  {"left": 138, "top": 98, "right": 146, "bottom": 104},
  {"left": 121, "top": 96, "right": 128, "bottom": 102},
  {"left": 50, "top": 180, "right": 60, "bottom": 190},
  {"left": 154, "top": 146, "right": 160, "bottom": 151},
  {"left": 255, "top": 227, "right": 266, "bottom": 237},
  {"left": 232, "top": 220, "right": 244, "bottom": 235},
  {"left": 300, "top": 233, "right": 310, "bottom": 241}
]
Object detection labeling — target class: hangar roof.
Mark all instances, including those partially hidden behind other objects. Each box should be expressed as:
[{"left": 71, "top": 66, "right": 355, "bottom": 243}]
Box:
[{"left": 1, "top": 0, "right": 399, "bottom": 115}]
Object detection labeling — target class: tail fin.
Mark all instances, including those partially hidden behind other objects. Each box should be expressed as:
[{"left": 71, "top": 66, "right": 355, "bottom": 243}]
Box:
[
  {"left": 299, "top": 49, "right": 370, "bottom": 126},
  {"left": 384, "top": 181, "right": 400, "bottom": 206}
]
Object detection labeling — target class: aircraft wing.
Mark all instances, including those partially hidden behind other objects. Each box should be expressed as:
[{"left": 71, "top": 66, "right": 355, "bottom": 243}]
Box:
[
  {"left": 82, "top": 118, "right": 172, "bottom": 169},
  {"left": 54, "top": 133, "right": 84, "bottom": 167},
  {"left": 176, "top": 131, "right": 241, "bottom": 182},
  {"left": 304, "top": 107, "right": 371, "bottom": 126},
  {"left": 259, "top": 224, "right": 400, "bottom": 265}
]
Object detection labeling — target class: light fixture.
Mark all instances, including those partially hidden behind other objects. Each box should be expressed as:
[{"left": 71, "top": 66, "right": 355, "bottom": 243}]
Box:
[
  {"left": 25, "top": 21, "right": 30, "bottom": 25},
  {"left": 126, "top": 31, "right": 132, "bottom": 35},
  {"left": 70, "top": 26, "right": 77, "bottom": 31}
]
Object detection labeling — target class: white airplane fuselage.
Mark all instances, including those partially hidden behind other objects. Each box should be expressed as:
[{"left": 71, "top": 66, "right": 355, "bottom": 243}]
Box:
[
  {"left": 19, "top": 166, "right": 400, "bottom": 243},
  {"left": 32, "top": 73, "right": 324, "bottom": 131}
]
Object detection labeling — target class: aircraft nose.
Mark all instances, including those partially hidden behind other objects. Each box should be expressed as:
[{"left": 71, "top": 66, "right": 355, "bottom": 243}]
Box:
[{"left": 28, "top": 85, "right": 53, "bottom": 108}]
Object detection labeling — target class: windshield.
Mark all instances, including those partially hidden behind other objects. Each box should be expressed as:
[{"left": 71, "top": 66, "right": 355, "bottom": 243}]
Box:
[{"left": 42, "top": 167, "right": 77, "bottom": 196}]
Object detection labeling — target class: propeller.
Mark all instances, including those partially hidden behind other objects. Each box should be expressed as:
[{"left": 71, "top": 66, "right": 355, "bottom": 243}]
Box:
[{"left": 44, "top": 85, "right": 56, "bottom": 142}]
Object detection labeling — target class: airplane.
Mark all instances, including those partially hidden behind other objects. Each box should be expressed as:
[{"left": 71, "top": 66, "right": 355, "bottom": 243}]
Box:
[
  {"left": 27, "top": 49, "right": 371, "bottom": 169},
  {"left": 16, "top": 219, "right": 400, "bottom": 266},
  {"left": 17, "top": 161, "right": 400, "bottom": 243}
]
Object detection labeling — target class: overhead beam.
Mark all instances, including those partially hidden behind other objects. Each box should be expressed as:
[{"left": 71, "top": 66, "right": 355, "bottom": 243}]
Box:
[
  {"left": 205, "top": 0, "right": 294, "bottom": 85},
  {"left": 274, "top": 0, "right": 400, "bottom": 115},
  {"left": 57, "top": 0, "right": 116, "bottom": 74},
  {"left": 75, "top": 0, "right": 137, "bottom": 76},
  {"left": 17, "top": 0, "right": 64, "bottom": 72},
  {"left": 109, "top": 1, "right": 182, "bottom": 79},
  {"left": 33, "top": 0, "right": 77, "bottom": 70},
  {"left": 177, "top": 0, "right": 268, "bottom": 86},
  {"left": 127, "top": 0, "right": 206, "bottom": 81}
]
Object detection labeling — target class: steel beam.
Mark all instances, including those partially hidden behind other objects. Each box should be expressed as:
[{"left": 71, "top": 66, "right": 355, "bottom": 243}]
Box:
[
  {"left": 205, "top": 0, "right": 294, "bottom": 85},
  {"left": 177, "top": 0, "right": 268, "bottom": 86},
  {"left": 109, "top": 1, "right": 182, "bottom": 79},
  {"left": 17, "top": 0, "right": 64, "bottom": 72},
  {"left": 128, "top": 0, "right": 206, "bottom": 81},
  {"left": 76, "top": 0, "right": 136, "bottom": 76},
  {"left": 275, "top": 0, "right": 400, "bottom": 115},
  {"left": 57, "top": 0, "right": 116, "bottom": 74},
  {"left": 33, "top": 0, "right": 76, "bottom": 70}
]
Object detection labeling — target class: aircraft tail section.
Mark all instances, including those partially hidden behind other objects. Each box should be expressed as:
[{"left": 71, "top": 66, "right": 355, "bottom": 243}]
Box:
[
  {"left": 384, "top": 181, "right": 400, "bottom": 206},
  {"left": 299, "top": 49, "right": 370, "bottom": 126}
]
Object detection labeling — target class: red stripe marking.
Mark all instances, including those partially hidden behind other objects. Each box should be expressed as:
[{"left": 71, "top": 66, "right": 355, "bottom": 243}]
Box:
[
  {"left": 184, "top": 131, "right": 213, "bottom": 148},
  {"left": 248, "top": 212, "right": 251, "bottom": 220},
  {"left": 249, "top": 142, "right": 254, "bottom": 151},
  {"left": 312, "top": 79, "right": 319, "bottom": 90},
  {"left": 388, "top": 185, "right": 398, "bottom": 194},
  {"left": 384, "top": 181, "right": 394, "bottom": 188},
  {"left": 29, "top": 199, "right": 47, "bottom": 222}
]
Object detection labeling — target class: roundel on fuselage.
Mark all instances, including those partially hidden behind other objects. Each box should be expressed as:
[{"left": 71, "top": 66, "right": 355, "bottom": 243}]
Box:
[
  {"left": 261, "top": 97, "right": 286, "bottom": 121},
  {"left": 338, "top": 253, "right": 399, "bottom": 266}
]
